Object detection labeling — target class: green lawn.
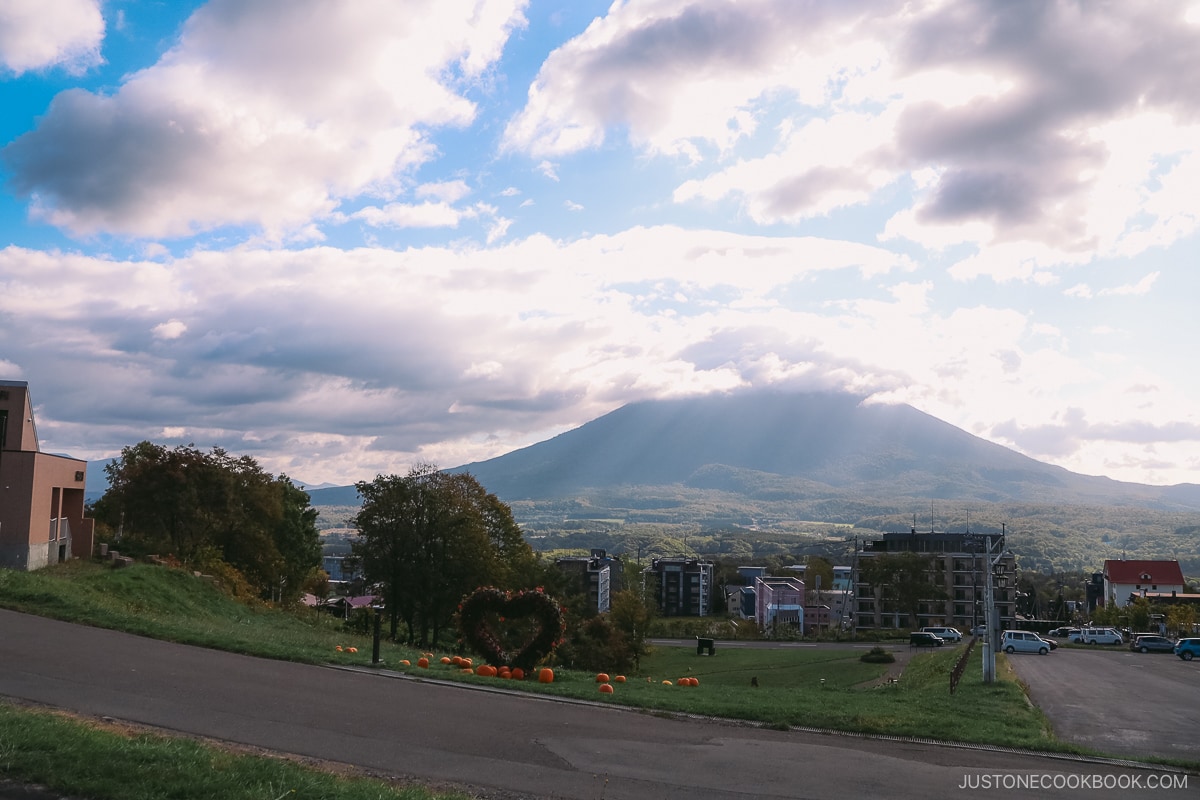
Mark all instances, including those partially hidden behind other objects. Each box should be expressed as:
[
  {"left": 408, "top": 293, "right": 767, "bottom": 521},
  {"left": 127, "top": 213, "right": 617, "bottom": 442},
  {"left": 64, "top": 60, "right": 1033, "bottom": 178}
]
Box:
[{"left": 0, "top": 700, "right": 469, "bottom": 800}]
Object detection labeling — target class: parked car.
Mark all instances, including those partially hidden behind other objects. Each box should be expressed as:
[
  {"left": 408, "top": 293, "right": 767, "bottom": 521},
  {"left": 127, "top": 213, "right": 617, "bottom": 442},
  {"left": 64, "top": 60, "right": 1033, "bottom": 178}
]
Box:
[
  {"left": 1047, "top": 627, "right": 1080, "bottom": 638},
  {"left": 1070, "top": 627, "right": 1123, "bottom": 645},
  {"left": 910, "top": 631, "right": 944, "bottom": 647},
  {"left": 1002, "top": 630, "right": 1051, "bottom": 655},
  {"left": 1130, "top": 635, "right": 1175, "bottom": 654},
  {"left": 921, "top": 626, "right": 962, "bottom": 642},
  {"left": 970, "top": 624, "right": 987, "bottom": 636},
  {"left": 1175, "top": 638, "right": 1200, "bottom": 661},
  {"left": 1038, "top": 635, "right": 1058, "bottom": 650}
]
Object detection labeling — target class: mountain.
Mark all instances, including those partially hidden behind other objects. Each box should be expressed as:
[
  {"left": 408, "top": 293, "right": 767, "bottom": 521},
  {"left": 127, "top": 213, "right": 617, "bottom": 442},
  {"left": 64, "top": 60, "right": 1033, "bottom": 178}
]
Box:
[{"left": 448, "top": 391, "right": 1200, "bottom": 511}]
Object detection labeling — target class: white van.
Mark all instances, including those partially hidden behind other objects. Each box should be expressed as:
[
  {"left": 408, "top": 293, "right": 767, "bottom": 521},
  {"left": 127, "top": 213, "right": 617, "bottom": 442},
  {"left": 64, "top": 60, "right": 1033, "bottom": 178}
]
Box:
[
  {"left": 921, "top": 626, "right": 962, "bottom": 642},
  {"left": 1001, "top": 630, "right": 1050, "bottom": 655},
  {"left": 1070, "top": 627, "right": 1123, "bottom": 645}
]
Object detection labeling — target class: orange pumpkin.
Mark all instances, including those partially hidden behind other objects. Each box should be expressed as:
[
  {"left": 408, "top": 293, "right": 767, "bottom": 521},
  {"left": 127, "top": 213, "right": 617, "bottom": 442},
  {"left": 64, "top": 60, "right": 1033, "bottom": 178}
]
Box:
[
  {"left": 538, "top": 667, "right": 555, "bottom": 684},
  {"left": 451, "top": 656, "right": 463, "bottom": 666},
  {"left": 662, "top": 680, "right": 673, "bottom": 685},
  {"left": 614, "top": 675, "right": 626, "bottom": 683},
  {"left": 691, "top": 677, "right": 700, "bottom": 686},
  {"left": 417, "top": 657, "right": 429, "bottom": 668},
  {"left": 440, "top": 656, "right": 452, "bottom": 665},
  {"left": 335, "top": 646, "right": 343, "bottom": 652},
  {"left": 347, "top": 647, "right": 357, "bottom": 654},
  {"left": 400, "top": 659, "right": 411, "bottom": 666},
  {"left": 511, "top": 667, "right": 525, "bottom": 681},
  {"left": 598, "top": 683, "right": 614, "bottom": 694},
  {"left": 596, "top": 673, "right": 610, "bottom": 683}
]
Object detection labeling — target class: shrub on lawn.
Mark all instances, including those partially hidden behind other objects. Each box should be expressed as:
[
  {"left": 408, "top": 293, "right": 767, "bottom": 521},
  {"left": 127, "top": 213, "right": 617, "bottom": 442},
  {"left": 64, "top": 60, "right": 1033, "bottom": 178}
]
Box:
[{"left": 860, "top": 646, "right": 895, "bottom": 664}]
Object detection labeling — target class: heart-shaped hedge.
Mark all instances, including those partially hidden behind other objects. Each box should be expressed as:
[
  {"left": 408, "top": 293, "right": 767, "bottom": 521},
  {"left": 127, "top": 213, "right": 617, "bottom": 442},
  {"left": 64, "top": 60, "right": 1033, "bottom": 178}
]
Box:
[{"left": 456, "top": 587, "right": 566, "bottom": 672}]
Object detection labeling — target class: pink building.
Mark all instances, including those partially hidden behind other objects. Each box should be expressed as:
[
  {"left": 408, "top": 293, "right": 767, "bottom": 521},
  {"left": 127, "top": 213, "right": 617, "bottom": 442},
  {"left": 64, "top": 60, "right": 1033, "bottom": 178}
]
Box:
[
  {"left": 0, "top": 381, "right": 93, "bottom": 570},
  {"left": 754, "top": 575, "right": 805, "bottom": 634}
]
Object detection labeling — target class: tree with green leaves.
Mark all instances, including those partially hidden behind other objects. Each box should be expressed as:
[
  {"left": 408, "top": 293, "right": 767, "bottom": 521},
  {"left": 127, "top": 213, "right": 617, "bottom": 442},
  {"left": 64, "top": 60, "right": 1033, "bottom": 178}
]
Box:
[
  {"left": 352, "top": 464, "right": 540, "bottom": 646},
  {"left": 91, "top": 441, "right": 321, "bottom": 603}
]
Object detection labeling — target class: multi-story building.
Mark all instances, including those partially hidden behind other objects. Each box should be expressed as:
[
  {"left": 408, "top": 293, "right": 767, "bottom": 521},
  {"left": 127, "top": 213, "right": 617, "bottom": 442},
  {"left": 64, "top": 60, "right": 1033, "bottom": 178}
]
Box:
[
  {"left": 0, "top": 381, "right": 94, "bottom": 570},
  {"left": 1103, "top": 559, "right": 1186, "bottom": 607},
  {"left": 648, "top": 557, "right": 713, "bottom": 616},
  {"left": 853, "top": 530, "right": 1015, "bottom": 632},
  {"left": 786, "top": 563, "right": 855, "bottom": 630},
  {"left": 556, "top": 548, "right": 621, "bottom": 613},
  {"left": 754, "top": 575, "right": 805, "bottom": 634}
]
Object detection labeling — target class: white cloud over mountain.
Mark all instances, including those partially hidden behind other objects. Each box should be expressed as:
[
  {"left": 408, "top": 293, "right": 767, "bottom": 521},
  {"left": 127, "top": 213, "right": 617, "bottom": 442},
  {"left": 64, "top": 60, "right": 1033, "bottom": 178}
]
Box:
[{"left": 3, "top": 0, "right": 1200, "bottom": 488}]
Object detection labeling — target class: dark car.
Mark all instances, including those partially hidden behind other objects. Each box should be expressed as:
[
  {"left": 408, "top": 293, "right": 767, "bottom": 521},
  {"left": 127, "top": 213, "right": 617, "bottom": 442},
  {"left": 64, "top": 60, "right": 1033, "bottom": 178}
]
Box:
[
  {"left": 1130, "top": 635, "right": 1175, "bottom": 654},
  {"left": 1047, "top": 627, "right": 1079, "bottom": 638},
  {"left": 910, "top": 631, "right": 944, "bottom": 647}
]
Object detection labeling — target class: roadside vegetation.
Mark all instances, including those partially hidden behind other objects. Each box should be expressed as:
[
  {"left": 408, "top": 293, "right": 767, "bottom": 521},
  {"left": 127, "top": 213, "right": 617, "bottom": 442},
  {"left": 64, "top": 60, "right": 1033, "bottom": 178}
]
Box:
[
  {"left": 2, "top": 560, "right": 1053, "bottom": 748},
  {"left": 0, "top": 700, "right": 469, "bottom": 800},
  {"left": 8, "top": 559, "right": 1199, "bottom": 800}
]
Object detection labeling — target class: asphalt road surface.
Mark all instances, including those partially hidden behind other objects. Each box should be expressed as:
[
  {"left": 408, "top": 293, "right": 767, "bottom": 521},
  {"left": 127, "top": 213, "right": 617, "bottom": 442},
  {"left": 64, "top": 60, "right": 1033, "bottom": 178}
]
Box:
[
  {"left": 0, "top": 610, "right": 1193, "bottom": 799},
  {"left": 1006, "top": 644, "right": 1200, "bottom": 761}
]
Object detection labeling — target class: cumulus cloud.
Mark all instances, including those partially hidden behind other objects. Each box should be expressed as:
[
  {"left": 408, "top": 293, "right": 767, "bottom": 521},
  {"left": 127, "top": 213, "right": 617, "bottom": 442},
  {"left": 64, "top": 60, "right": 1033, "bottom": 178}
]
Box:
[
  {"left": 0, "top": 229, "right": 920, "bottom": 480},
  {"left": 0, "top": 0, "right": 104, "bottom": 75},
  {"left": 2, "top": 0, "right": 527, "bottom": 238},
  {"left": 507, "top": 0, "right": 1200, "bottom": 277}
]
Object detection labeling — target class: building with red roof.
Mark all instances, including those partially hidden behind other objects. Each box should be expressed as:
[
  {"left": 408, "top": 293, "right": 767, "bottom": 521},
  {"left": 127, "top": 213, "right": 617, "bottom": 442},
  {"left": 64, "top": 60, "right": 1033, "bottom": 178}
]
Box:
[{"left": 1103, "top": 559, "right": 1186, "bottom": 607}]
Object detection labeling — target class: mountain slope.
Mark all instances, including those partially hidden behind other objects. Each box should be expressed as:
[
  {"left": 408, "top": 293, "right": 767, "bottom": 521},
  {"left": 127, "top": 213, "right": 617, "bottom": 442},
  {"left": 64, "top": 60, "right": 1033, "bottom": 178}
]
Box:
[{"left": 449, "top": 391, "right": 1200, "bottom": 511}]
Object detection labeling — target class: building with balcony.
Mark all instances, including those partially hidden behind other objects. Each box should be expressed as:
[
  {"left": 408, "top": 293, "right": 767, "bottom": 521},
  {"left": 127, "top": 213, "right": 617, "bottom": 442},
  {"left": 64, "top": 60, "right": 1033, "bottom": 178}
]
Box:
[
  {"left": 556, "top": 548, "right": 621, "bottom": 613},
  {"left": 0, "top": 381, "right": 94, "bottom": 570},
  {"left": 853, "top": 529, "right": 1015, "bottom": 632},
  {"left": 648, "top": 557, "right": 713, "bottom": 616}
]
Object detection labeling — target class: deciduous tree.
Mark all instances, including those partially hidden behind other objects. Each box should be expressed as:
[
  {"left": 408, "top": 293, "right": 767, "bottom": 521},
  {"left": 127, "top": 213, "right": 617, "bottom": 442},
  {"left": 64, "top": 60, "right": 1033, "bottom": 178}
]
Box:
[
  {"left": 352, "top": 465, "right": 538, "bottom": 646},
  {"left": 91, "top": 442, "right": 321, "bottom": 603}
]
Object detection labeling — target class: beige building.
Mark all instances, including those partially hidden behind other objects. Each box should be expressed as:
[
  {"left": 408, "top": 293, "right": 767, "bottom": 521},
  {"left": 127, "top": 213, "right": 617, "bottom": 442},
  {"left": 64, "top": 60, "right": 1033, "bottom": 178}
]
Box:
[
  {"left": 0, "top": 380, "right": 93, "bottom": 570},
  {"left": 854, "top": 530, "right": 1016, "bottom": 633}
]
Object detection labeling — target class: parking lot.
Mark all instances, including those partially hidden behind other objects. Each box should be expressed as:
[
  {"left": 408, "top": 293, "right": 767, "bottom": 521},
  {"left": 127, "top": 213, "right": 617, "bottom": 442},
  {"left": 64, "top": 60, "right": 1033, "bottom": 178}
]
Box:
[{"left": 1006, "top": 644, "right": 1200, "bottom": 762}]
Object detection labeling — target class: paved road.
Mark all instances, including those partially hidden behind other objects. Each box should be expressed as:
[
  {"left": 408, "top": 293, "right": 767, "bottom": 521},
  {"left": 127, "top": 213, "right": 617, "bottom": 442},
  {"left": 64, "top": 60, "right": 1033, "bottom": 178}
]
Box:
[
  {"left": 0, "top": 610, "right": 1192, "bottom": 799},
  {"left": 1007, "top": 645, "right": 1200, "bottom": 761}
]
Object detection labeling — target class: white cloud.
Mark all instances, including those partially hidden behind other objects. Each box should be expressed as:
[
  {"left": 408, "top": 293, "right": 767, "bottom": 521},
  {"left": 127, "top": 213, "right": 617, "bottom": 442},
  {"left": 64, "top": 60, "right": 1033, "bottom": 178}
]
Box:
[
  {"left": 507, "top": 0, "right": 1200, "bottom": 280},
  {"left": 153, "top": 320, "right": 188, "bottom": 340},
  {"left": 0, "top": 0, "right": 104, "bottom": 75},
  {"left": 352, "top": 202, "right": 464, "bottom": 229},
  {"left": 416, "top": 180, "right": 472, "bottom": 203},
  {"left": 1, "top": 0, "right": 528, "bottom": 239}
]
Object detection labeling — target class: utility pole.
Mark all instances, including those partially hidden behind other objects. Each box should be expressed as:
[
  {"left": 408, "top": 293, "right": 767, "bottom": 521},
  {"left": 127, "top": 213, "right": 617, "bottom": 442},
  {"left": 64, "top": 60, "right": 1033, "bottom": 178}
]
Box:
[{"left": 981, "top": 534, "right": 1009, "bottom": 684}]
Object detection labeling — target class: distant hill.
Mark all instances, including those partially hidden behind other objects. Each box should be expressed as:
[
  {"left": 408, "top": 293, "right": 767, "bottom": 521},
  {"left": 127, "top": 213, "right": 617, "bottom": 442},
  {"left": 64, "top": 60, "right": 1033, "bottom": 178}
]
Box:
[{"left": 448, "top": 391, "right": 1200, "bottom": 511}]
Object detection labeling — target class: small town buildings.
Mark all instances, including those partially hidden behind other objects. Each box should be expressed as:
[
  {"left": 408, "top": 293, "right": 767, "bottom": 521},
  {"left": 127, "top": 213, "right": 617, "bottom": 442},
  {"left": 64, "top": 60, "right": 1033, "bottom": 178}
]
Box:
[
  {"left": 1103, "top": 559, "right": 1186, "bottom": 607},
  {"left": 555, "top": 548, "right": 622, "bottom": 613},
  {"left": 0, "top": 381, "right": 93, "bottom": 570},
  {"left": 648, "top": 557, "right": 713, "bottom": 616},
  {"left": 786, "top": 563, "right": 854, "bottom": 629},
  {"left": 754, "top": 575, "right": 805, "bottom": 634},
  {"left": 853, "top": 529, "right": 1016, "bottom": 633}
]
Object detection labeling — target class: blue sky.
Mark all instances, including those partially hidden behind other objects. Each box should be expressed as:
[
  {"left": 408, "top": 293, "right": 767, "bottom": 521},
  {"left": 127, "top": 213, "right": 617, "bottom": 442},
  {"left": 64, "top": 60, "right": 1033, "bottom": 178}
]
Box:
[{"left": 3, "top": 0, "right": 1200, "bottom": 489}]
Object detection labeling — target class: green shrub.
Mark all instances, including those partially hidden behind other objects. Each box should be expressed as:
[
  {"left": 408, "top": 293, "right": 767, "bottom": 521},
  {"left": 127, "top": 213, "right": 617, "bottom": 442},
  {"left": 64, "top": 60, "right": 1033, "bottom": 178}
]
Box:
[{"left": 860, "top": 646, "right": 895, "bottom": 664}]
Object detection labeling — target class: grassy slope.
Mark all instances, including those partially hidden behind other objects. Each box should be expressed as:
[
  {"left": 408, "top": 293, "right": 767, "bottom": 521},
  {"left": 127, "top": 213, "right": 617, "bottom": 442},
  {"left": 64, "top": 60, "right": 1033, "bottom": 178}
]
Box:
[
  {"left": 8, "top": 560, "right": 1189, "bottom": 773},
  {"left": 0, "top": 700, "right": 468, "bottom": 800}
]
